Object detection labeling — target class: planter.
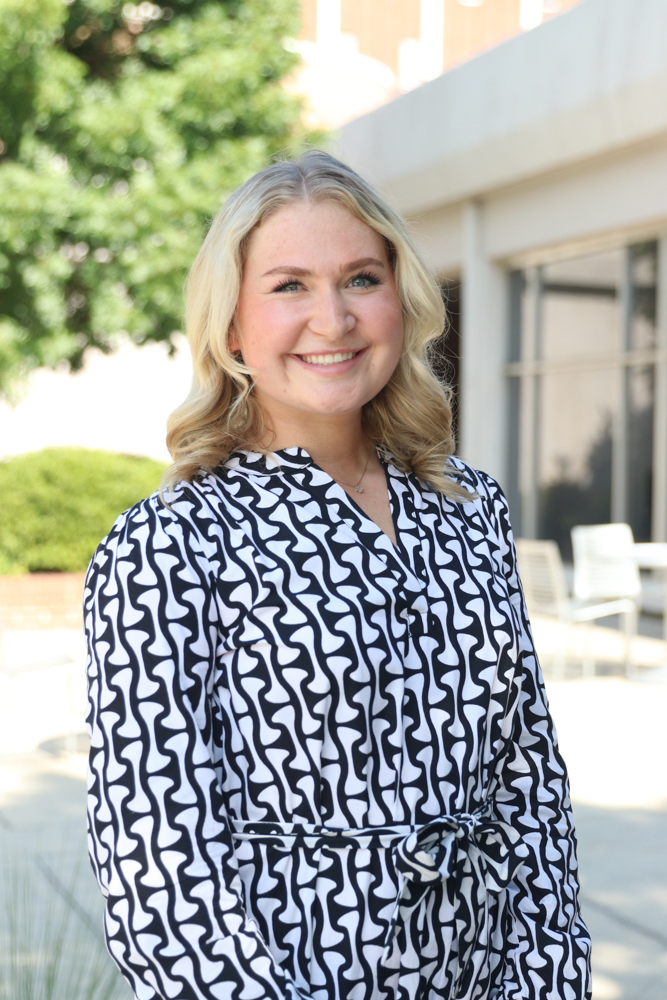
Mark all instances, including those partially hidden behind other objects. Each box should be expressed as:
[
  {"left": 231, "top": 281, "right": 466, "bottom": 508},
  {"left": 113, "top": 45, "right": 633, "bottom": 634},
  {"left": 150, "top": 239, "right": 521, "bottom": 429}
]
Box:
[{"left": 0, "top": 573, "right": 86, "bottom": 630}]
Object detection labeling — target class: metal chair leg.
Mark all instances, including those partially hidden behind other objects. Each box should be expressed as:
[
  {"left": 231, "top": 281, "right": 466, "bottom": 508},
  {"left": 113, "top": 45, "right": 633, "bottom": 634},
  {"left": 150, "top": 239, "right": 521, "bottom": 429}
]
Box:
[
  {"left": 624, "top": 604, "right": 637, "bottom": 678},
  {"left": 581, "top": 622, "right": 596, "bottom": 679},
  {"left": 552, "top": 620, "right": 568, "bottom": 681}
]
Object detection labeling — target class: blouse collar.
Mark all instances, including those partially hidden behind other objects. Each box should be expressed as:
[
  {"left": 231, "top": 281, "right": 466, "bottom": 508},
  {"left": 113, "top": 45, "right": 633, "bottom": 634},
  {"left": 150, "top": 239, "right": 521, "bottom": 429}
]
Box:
[
  {"left": 222, "top": 447, "right": 318, "bottom": 478},
  {"left": 222, "top": 446, "right": 401, "bottom": 481}
]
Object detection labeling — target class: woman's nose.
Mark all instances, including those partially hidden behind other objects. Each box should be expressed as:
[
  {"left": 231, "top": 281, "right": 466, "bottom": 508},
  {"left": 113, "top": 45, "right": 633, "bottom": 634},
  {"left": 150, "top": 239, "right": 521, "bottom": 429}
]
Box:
[{"left": 308, "top": 288, "right": 355, "bottom": 339}]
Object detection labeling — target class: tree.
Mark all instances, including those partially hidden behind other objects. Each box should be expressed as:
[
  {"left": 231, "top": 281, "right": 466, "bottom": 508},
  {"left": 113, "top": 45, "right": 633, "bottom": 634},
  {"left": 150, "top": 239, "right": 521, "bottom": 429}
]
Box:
[{"left": 0, "top": 0, "right": 307, "bottom": 395}]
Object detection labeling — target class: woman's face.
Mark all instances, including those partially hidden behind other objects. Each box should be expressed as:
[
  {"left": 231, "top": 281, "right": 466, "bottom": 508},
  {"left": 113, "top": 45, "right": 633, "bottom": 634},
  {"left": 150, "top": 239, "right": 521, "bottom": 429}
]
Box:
[{"left": 232, "top": 199, "right": 404, "bottom": 428}]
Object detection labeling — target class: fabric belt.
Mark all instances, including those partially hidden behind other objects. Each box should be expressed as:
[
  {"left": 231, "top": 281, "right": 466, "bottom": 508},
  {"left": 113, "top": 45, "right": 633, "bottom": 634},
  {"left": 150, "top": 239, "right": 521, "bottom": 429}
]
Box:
[{"left": 230, "top": 801, "right": 528, "bottom": 986}]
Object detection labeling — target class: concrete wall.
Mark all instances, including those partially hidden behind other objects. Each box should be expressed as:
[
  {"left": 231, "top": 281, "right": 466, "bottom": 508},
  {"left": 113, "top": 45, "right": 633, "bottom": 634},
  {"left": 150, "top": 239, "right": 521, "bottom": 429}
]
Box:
[
  {"left": 410, "top": 136, "right": 667, "bottom": 274},
  {"left": 335, "top": 0, "right": 667, "bottom": 485},
  {"left": 337, "top": 0, "right": 667, "bottom": 218}
]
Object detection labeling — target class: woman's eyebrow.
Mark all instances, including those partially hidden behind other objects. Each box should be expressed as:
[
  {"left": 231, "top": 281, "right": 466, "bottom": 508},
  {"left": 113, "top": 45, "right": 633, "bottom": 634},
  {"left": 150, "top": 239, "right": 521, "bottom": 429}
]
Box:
[{"left": 261, "top": 256, "right": 386, "bottom": 278}]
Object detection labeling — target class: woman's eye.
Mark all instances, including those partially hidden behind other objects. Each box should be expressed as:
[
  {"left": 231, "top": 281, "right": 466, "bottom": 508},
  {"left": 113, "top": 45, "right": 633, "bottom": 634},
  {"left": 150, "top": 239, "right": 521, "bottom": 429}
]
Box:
[
  {"left": 274, "top": 279, "right": 302, "bottom": 293},
  {"left": 349, "top": 272, "right": 380, "bottom": 288}
]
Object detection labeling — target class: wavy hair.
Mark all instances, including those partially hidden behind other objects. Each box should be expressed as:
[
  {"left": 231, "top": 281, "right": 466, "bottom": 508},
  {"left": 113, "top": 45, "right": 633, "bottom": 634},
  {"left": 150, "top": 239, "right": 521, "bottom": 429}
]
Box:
[{"left": 163, "top": 150, "right": 467, "bottom": 499}]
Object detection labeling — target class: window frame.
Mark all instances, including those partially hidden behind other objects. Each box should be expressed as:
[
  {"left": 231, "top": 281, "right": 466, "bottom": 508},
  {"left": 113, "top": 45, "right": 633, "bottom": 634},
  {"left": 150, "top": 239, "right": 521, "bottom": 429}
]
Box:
[{"left": 506, "top": 237, "right": 667, "bottom": 545}]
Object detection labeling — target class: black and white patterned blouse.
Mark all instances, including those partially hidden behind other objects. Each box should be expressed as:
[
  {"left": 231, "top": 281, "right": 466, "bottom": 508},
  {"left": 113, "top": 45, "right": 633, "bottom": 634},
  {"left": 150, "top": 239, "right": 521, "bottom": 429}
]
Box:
[{"left": 85, "top": 448, "right": 591, "bottom": 1000}]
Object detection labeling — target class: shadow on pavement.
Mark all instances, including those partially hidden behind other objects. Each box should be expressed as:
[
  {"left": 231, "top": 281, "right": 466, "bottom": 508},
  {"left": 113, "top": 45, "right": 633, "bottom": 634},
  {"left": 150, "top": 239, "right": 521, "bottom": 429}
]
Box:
[{"left": 574, "top": 801, "right": 667, "bottom": 1000}]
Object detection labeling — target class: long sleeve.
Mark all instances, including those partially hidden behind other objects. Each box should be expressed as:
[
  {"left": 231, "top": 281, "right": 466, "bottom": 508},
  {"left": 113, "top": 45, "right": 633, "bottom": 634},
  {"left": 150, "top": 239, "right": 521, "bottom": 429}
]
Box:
[
  {"left": 84, "top": 492, "right": 309, "bottom": 1000},
  {"left": 480, "top": 475, "right": 592, "bottom": 1000}
]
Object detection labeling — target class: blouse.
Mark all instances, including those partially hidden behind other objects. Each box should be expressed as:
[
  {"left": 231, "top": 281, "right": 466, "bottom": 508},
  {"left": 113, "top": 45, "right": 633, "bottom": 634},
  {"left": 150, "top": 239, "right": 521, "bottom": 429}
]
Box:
[{"left": 84, "top": 448, "right": 592, "bottom": 1000}]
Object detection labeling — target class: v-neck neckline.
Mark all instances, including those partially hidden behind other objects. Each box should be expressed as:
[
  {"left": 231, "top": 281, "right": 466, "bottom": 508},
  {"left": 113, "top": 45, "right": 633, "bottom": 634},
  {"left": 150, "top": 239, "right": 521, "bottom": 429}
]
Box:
[{"left": 318, "top": 451, "right": 400, "bottom": 554}]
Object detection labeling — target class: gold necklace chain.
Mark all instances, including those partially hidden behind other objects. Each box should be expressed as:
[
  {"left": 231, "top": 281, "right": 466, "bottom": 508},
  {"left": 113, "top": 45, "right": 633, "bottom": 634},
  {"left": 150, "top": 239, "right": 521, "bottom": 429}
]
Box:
[{"left": 332, "top": 450, "right": 372, "bottom": 494}]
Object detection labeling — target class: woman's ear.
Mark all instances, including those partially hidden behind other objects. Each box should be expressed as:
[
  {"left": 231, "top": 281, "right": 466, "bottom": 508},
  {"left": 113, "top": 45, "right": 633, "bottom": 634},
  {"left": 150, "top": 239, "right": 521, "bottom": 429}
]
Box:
[
  {"left": 228, "top": 328, "right": 244, "bottom": 366},
  {"left": 228, "top": 321, "right": 241, "bottom": 355}
]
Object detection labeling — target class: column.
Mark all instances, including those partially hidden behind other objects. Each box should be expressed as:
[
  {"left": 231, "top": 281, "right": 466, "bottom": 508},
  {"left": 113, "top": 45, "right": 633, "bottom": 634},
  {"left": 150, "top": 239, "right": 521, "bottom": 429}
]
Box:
[
  {"left": 460, "top": 201, "right": 509, "bottom": 488},
  {"left": 519, "top": 0, "right": 544, "bottom": 32},
  {"left": 420, "top": 0, "right": 445, "bottom": 81},
  {"left": 653, "top": 234, "right": 667, "bottom": 542},
  {"left": 518, "top": 267, "right": 541, "bottom": 539},
  {"left": 399, "top": 0, "right": 444, "bottom": 91},
  {"left": 611, "top": 248, "right": 631, "bottom": 524},
  {"left": 316, "top": 0, "right": 341, "bottom": 47}
]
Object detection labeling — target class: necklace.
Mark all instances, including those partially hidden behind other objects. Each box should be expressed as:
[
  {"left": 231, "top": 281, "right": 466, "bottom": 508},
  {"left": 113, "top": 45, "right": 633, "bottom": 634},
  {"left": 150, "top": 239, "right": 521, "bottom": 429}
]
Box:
[{"left": 333, "top": 450, "right": 372, "bottom": 494}]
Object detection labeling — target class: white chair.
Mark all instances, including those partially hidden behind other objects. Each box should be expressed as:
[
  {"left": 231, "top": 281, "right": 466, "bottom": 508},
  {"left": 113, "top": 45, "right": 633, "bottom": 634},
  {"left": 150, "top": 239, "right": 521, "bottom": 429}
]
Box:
[
  {"left": 516, "top": 537, "right": 638, "bottom": 679},
  {"left": 570, "top": 523, "right": 641, "bottom": 676},
  {"left": 516, "top": 539, "right": 570, "bottom": 621}
]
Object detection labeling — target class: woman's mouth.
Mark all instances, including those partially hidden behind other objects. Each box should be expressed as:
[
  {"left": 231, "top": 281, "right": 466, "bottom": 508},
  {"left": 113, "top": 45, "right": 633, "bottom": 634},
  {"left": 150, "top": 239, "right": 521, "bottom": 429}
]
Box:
[
  {"left": 299, "top": 351, "right": 359, "bottom": 366},
  {"left": 289, "top": 347, "right": 368, "bottom": 373}
]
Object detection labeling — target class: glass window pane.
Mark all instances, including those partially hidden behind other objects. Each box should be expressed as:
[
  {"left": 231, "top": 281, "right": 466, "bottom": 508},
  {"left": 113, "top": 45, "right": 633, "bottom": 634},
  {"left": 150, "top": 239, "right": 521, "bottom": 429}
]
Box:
[
  {"left": 507, "top": 374, "right": 521, "bottom": 531},
  {"left": 508, "top": 271, "right": 524, "bottom": 364},
  {"left": 541, "top": 250, "right": 624, "bottom": 361},
  {"left": 508, "top": 242, "right": 659, "bottom": 553},
  {"left": 630, "top": 242, "right": 657, "bottom": 351},
  {"left": 520, "top": 270, "right": 538, "bottom": 361},
  {"left": 538, "top": 369, "right": 617, "bottom": 557},
  {"left": 627, "top": 365, "right": 654, "bottom": 541}
]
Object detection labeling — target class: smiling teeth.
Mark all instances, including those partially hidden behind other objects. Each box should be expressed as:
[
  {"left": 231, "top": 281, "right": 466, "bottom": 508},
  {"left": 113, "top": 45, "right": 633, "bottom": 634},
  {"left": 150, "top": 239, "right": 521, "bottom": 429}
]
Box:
[{"left": 301, "top": 352, "right": 357, "bottom": 365}]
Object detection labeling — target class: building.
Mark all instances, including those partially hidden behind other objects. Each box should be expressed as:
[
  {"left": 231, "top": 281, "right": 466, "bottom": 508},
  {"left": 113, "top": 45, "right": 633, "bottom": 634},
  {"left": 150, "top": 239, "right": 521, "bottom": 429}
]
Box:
[
  {"left": 336, "top": 0, "right": 667, "bottom": 554},
  {"left": 290, "top": 0, "right": 583, "bottom": 129}
]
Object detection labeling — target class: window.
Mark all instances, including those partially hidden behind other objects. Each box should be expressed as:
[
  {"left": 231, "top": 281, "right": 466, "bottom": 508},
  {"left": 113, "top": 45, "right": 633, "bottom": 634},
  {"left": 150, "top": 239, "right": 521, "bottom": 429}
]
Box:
[{"left": 507, "top": 242, "right": 661, "bottom": 557}]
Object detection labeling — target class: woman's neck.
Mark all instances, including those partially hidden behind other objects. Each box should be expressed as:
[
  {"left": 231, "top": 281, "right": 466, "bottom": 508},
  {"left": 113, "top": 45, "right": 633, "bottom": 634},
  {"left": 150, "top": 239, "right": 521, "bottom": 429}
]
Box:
[{"left": 257, "top": 407, "right": 372, "bottom": 476}]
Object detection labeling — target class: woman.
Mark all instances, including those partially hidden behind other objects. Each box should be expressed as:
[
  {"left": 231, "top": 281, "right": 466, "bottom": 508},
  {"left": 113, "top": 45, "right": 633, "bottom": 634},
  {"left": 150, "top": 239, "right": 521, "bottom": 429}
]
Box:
[{"left": 85, "top": 151, "right": 591, "bottom": 1000}]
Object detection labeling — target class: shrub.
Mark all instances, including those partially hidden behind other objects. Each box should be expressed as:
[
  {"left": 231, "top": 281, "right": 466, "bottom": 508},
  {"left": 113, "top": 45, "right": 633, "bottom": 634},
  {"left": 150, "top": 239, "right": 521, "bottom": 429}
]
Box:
[
  {"left": 0, "top": 448, "right": 166, "bottom": 574},
  {"left": 0, "top": 833, "right": 129, "bottom": 999}
]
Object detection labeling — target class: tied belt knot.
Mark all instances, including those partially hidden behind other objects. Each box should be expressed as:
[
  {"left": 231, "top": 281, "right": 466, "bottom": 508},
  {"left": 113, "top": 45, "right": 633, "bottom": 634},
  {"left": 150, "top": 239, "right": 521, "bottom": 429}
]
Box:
[
  {"left": 383, "top": 805, "right": 528, "bottom": 965},
  {"left": 230, "top": 801, "right": 528, "bottom": 967},
  {"left": 393, "top": 808, "right": 522, "bottom": 888}
]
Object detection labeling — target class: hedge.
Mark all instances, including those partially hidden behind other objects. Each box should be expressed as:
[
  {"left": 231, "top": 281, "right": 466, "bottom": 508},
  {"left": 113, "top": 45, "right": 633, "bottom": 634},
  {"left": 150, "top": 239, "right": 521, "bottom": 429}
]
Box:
[{"left": 0, "top": 448, "right": 167, "bottom": 575}]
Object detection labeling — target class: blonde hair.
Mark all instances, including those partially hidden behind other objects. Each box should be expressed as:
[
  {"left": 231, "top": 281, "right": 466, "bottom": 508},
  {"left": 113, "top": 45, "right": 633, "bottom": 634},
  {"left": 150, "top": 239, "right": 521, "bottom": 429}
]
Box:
[{"left": 164, "top": 150, "right": 467, "bottom": 499}]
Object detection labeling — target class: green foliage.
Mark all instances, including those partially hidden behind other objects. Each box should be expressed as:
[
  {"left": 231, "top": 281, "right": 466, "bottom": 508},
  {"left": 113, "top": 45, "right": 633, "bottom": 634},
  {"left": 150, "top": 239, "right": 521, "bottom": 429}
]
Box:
[
  {"left": 0, "top": 836, "right": 129, "bottom": 999},
  {"left": 0, "top": 447, "right": 166, "bottom": 573},
  {"left": 0, "top": 0, "right": 310, "bottom": 395}
]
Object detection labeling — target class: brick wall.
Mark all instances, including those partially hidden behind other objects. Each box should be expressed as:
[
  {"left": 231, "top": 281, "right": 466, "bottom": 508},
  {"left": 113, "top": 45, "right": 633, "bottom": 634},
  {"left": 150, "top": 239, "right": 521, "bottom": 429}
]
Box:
[
  {"left": 301, "top": 0, "right": 585, "bottom": 78},
  {"left": 0, "top": 573, "right": 86, "bottom": 630}
]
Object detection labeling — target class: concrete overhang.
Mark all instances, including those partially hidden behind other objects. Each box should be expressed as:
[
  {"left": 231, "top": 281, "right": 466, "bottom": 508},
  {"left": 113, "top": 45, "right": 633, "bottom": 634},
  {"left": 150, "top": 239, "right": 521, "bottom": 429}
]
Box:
[{"left": 335, "top": 0, "right": 667, "bottom": 217}]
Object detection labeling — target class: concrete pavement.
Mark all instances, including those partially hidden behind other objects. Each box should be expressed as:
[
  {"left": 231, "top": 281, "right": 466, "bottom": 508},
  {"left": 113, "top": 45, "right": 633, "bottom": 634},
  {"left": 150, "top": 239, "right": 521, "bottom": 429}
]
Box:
[{"left": 547, "top": 678, "right": 667, "bottom": 1000}]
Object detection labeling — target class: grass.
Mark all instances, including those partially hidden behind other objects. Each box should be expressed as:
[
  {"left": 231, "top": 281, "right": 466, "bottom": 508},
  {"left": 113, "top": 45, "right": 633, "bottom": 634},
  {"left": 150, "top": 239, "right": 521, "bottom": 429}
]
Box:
[{"left": 0, "top": 839, "right": 129, "bottom": 1000}]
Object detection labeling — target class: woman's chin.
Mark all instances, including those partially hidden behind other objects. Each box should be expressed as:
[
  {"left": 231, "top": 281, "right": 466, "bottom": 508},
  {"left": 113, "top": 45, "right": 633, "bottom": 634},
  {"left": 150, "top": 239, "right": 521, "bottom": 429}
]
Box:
[
  {"left": 293, "top": 403, "right": 364, "bottom": 420},
  {"left": 295, "top": 392, "right": 375, "bottom": 418},
  {"left": 257, "top": 388, "right": 373, "bottom": 421}
]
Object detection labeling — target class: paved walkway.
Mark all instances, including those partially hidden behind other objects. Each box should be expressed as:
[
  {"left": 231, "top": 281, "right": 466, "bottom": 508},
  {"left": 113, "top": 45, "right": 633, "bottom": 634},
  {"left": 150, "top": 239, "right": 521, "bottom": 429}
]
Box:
[
  {"left": 547, "top": 679, "right": 667, "bottom": 1000},
  {"left": 0, "top": 629, "right": 666, "bottom": 999}
]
